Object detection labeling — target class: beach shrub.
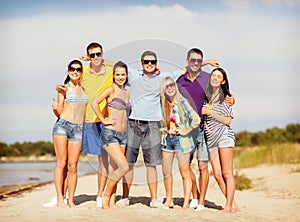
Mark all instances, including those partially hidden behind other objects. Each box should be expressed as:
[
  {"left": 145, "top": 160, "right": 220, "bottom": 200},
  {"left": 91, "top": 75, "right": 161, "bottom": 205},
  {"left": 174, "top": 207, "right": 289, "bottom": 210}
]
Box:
[
  {"left": 234, "top": 143, "right": 300, "bottom": 168},
  {"left": 234, "top": 172, "right": 252, "bottom": 190}
]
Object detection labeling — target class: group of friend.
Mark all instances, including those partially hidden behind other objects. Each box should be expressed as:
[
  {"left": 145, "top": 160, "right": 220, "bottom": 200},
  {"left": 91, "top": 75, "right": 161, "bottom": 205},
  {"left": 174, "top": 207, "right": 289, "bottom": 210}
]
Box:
[{"left": 48, "top": 42, "right": 239, "bottom": 213}]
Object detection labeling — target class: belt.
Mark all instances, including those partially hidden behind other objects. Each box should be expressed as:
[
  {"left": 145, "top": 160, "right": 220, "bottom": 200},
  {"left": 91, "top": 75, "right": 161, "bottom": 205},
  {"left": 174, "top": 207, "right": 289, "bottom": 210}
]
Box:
[{"left": 129, "top": 119, "right": 149, "bottom": 124}]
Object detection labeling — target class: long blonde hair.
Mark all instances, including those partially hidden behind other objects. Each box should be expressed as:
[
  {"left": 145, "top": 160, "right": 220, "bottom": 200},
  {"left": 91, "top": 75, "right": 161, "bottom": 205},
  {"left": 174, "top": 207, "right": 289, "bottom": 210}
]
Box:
[{"left": 160, "top": 77, "right": 185, "bottom": 129}]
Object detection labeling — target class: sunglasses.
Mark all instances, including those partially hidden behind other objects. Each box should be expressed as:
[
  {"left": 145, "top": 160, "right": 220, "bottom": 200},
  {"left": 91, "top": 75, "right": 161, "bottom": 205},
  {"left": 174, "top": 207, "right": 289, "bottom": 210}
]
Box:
[
  {"left": 165, "top": 82, "right": 176, "bottom": 89},
  {"left": 143, "top": 59, "right": 157, "bottom": 65},
  {"left": 69, "top": 67, "right": 82, "bottom": 72},
  {"left": 89, "top": 52, "right": 102, "bottom": 58},
  {"left": 189, "top": 58, "right": 203, "bottom": 64}
]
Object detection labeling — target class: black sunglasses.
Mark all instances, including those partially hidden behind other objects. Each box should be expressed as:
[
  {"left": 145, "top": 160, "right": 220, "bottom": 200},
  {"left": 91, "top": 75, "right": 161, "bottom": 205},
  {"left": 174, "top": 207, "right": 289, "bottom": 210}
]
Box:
[
  {"left": 189, "top": 58, "right": 203, "bottom": 64},
  {"left": 89, "top": 52, "right": 102, "bottom": 58},
  {"left": 165, "top": 82, "right": 176, "bottom": 89},
  {"left": 69, "top": 67, "right": 82, "bottom": 72},
  {"left": 142, "top": 59, "right": 157, "bottom": 65}
]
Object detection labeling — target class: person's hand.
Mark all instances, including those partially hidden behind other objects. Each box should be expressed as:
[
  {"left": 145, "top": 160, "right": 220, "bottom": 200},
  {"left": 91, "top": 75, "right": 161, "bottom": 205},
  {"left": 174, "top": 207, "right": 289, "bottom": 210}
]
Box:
[
  {"left": 155, "top": 67, "right": 161, "bottom": 75},
  {"left": 175, "top": 127, "right": 189, "bottom": 136},
  {"left": 202, "top": 60, "right": 220, "bottom": 67},
  {"left": 56, "top": 84, "right": 67, "bottom": 94},
  {"left": 80, "top": 54, "right": 90, "bottom": 61},
  {"left": 52, "top": 97, "right": 58, "bottom": 110},
  {"left": 201, "top": 106, "right": 211, "bottom": 115},
  {"left": 159, "top": 127, "right": 168, "bottom": 134},
  {"left": 102, "top": 118, "right": 117, "bottom": 126},
  {"left": 225, "top": 94, "right": 235, "bottom": 106}
]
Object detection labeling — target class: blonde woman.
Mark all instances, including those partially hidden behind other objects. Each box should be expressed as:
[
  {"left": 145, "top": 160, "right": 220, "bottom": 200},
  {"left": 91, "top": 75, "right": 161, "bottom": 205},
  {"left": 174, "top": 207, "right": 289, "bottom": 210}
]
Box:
[{"left": 160, "top": 77, "right": 200, "bottom": 209}]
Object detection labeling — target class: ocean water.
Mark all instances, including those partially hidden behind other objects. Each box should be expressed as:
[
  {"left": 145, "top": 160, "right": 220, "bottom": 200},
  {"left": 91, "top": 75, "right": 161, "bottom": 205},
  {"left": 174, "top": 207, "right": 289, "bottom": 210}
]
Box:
[{"left": 0, "top": 161, "right": 99, "bottom": 187}]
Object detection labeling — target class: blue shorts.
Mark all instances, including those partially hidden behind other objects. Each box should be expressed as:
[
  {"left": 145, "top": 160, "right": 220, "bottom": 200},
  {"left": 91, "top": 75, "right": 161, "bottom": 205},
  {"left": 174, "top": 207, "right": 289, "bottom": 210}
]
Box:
[
  {"left": 190, "top": 128, "right": 209, "bottom": 162},
  {"left": 52, "top": 118, "right": 83, "bottom": 142},
  {"left": 161, "top": 134, "right": 182, "bottom": 153},
  {"left": 81, "top": 122, "right": 106, "bottom": 155},
  {"left": 100, "top": 128, "right": 127, "bottom": 147},
  {"left": 126, "top": 119, "right": 161, "bottom": 166},
  {"left": 209, "top": 129, "right": 235, "bottom": 152}
]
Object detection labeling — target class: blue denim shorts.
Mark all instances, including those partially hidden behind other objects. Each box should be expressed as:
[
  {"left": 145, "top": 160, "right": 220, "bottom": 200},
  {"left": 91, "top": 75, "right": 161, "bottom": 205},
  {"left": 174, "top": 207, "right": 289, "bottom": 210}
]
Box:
[
  {"left": 161, "top": 134, "right": 181, "bottom": 153},
  {"left": 126, "top": 119, "right": 161, "bottom": 166},
  {"left": 100, "top": 127, "right": 127, "bottom": 147},
  {"left": 81, "top": 122, "right": 106, "bottom": 155},
  {"left": 52, "top": 118, "right": 83, "bottom": 142},
  {"left": 209, "top": 129, "right": 235, "bottom": 152},
  {"left": 191, "top": 128, "right": 209, "bottom": 162}
]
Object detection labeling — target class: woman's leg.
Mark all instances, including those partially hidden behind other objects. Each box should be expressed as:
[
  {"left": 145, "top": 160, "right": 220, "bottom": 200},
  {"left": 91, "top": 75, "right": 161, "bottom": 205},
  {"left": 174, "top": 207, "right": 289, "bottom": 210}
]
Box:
[
  {"left": 102, "top": 143, "right": 129, "bottom": 209},
  {"left": 66, "top": 141, "right": 81, "bottom": 207},
  {"left": 177, "top": 152, "right": 191, "bottom": 209},
  {"left": 219, "top": 147, "right": 235, "bottom": 212},
  {"left": 53, "top": 135, "right": 68, "bottom": 208},
  {"left": 162, "top": 151, "right": 174, "bottom": 207}
]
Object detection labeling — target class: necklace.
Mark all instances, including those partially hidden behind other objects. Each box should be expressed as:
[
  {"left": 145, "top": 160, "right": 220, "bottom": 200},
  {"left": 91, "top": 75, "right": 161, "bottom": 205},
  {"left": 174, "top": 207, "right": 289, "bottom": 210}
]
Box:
[{"left": 207, "top": 90, "right": 220, "bottom": 109}]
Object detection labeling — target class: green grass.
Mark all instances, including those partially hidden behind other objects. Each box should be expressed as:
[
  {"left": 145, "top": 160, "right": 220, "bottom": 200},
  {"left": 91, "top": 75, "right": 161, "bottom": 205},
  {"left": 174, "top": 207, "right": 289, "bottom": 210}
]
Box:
[
  {"left": 234, "top": 143, "right": 300, "bottom": 169},
  {"left": 234, "top": 172, "right": 252, "bottom": 190}
]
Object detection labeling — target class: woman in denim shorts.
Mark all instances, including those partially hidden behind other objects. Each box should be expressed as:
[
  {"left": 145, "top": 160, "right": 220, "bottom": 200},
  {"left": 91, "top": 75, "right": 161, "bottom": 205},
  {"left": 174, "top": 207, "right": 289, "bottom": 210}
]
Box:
[
  {"left": 201, "top": 68, "right": 239, "bottom": 212},
  {"left": 91, "top": 61, "right": 130, "bottom": 209},
  {"left": 160, "top": 77, "right": 200, "bottom": 209},
  {"left": 52, "top": 60, "right": 87, "bottom": 207}
]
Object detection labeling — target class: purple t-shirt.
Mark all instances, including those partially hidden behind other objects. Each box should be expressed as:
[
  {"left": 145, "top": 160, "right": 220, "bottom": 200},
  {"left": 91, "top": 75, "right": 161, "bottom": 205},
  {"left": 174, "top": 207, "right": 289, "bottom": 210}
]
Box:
[{"left": 176, "top": 71, "right": 210, "bottom": 121}]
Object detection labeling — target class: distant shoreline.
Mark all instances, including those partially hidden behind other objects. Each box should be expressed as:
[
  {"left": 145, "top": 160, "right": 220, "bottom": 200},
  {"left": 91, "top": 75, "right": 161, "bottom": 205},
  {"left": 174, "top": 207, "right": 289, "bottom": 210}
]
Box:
[{"left": 0, "top": 155, "right": 94, "bottom": 163}]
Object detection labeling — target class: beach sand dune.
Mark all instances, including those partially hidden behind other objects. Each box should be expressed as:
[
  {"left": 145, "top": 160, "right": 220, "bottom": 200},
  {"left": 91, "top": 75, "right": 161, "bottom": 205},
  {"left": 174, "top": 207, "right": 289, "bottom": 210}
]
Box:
[{"left": 0, "top": 164, "right": 299, "bottom": 222}]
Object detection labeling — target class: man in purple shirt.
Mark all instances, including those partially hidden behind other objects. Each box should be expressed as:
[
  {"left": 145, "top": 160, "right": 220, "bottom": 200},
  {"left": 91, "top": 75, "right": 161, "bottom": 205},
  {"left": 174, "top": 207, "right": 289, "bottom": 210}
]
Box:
[{"left": 177, "top": 48, "right": 234, "bottom": 211}]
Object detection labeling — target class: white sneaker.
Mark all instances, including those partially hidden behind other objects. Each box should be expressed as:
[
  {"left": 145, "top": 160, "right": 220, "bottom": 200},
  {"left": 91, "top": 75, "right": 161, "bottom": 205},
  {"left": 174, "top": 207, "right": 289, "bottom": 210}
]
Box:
[
  {"left": 195, "top": 204, "right": 205, "bottom": 211},
  {"left": 42, "top": 197, "right": 57, "bottom": 207},
  {"left": 150, "top": 199, "right": 167, "bottom": 208},
  {"left": 96, "top": 197, "right": 102, "bottom": 207},
  {"left": 63, "top": 197, "right": 68, "bottom": 205},
  {"left": 116, "top": 197, "right": 129, "bottom": 206},
  {"left": 189, "top": 199, "right": 198, "bottom": 208}
]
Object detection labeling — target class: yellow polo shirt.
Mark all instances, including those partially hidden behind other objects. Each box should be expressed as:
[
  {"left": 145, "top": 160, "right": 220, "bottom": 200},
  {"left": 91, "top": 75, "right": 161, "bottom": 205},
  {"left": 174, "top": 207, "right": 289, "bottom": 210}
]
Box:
[{"left": 81, "top": 64, "right": 113, "bottom": 122}]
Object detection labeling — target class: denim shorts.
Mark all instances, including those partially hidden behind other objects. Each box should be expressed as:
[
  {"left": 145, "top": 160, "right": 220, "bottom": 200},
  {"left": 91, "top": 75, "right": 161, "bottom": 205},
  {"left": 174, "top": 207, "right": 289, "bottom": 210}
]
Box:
[
  {"left": 81, "top": 122, "right": 106, "bottom": 155},
  {"left": 52, "top": 118, "right": 83, "bottom": 142},
  {"left": 100, "top": 127, "right": 127, "bottom": 147},
  {"left": 126, "top": 119, "right": 161, "bottom": 166},
  {"left": 208, "top": 129, "right": 235, "bottom": 152},
  {"left": 191, "top": 128, "right": 209, "bottom": 162},
  {"left": 161, "top": 134, "right": 181, "bottom": 153}
]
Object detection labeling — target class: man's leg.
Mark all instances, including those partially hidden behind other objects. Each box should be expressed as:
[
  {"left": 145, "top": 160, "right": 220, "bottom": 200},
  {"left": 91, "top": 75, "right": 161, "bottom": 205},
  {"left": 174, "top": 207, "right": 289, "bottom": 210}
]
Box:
[
  {"left": 196, "top": 129, "right": 210, "bottom": 210},
  {"left": 146, "top": 165, "right": 158, "bottom": 200}
]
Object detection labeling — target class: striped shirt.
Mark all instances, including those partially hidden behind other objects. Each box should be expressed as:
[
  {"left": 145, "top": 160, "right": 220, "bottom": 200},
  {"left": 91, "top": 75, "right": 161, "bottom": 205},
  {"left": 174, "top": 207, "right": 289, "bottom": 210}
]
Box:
[{"left": 204, "top": 102, "right": 235, "bottom": 148}]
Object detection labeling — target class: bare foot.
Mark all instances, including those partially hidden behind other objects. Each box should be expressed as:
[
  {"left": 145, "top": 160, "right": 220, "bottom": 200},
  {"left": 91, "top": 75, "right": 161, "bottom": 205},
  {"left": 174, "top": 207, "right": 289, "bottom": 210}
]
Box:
[
  {"left": 109, "top": 204, "right": 119, "bottom": 209},
  {"left": 68, "top": 202, "right": 76, "bottom": 208},
  {"left": 231, "top": 207, "right": 240, "bottom": 213},
  {"left": 181, "top": 205, "right": 189, "bottom": 210},
  {"left": 57, "top": 201, "right": 67, "bottom": 208},
  {"left": 220, "top": 208, "right": 231, "bottom": 213},
  {"left": 101, "top": 193, "right": 110, "bottom": 209}
]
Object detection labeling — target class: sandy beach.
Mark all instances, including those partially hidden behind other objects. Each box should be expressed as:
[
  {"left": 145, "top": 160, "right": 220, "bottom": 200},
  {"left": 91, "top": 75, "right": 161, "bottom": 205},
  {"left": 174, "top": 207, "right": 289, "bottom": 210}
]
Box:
[{"left": 0, "top": 163, "right": 299, "bottom": 222}]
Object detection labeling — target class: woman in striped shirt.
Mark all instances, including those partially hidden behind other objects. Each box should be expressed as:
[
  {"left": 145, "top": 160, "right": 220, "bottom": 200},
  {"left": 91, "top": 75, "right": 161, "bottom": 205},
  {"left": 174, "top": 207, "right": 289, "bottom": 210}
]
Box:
[
  {"left": 160, "top": 77, "right": 200, "bottom": 209},
  {"left": 201, "top": 68, "right": 239, "bottom": 213}
]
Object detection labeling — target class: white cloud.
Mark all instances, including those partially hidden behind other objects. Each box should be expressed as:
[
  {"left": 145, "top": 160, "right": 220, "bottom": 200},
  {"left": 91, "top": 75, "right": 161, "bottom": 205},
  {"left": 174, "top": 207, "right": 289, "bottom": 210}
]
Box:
[{"left": 0, "top": 3, "right": 299, "bottom": 143}]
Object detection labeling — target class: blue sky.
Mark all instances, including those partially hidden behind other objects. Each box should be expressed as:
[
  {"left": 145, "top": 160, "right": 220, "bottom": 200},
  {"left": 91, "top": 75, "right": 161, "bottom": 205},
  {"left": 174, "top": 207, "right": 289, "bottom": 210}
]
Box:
[{"left": 0, "top": 0, "right": 299, "bottom": 143}]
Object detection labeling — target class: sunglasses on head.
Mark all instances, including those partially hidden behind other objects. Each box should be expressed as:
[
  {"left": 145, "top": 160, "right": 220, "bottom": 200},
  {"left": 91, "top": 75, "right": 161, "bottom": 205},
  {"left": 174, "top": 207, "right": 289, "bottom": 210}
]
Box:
[
  {"left": 142, "top": 59, "right": 157, "bottom": 65},
  {"left": 69, "top": 67, "right": 82, "bottom": 72},
  {"left": 189, "top": 58, "right": 203, "bottom": 64},
  {"left": 165, "top": 82, "right": 176, "bottom": 89},
  {"left": 89, "top": 52, "right": 102, "bottom": 58}
]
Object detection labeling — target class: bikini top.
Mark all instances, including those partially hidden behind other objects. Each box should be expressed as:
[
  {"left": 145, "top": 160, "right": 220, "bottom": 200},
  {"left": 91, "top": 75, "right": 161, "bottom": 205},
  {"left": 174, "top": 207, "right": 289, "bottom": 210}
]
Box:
[
  {"left": 107, "top": 97, "right": 131, "bottom": 110},
  {"left": 64, "top": 84, "right": 88, "bottom": 104}
]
